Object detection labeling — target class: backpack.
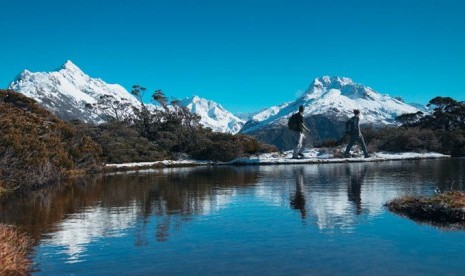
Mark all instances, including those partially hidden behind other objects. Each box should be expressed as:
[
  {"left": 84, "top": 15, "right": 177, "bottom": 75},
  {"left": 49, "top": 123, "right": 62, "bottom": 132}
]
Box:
[
  {"left": 345, "top": 117, "right": 355, "bottom": 134},
  {"left": 288, "top": 113, "right": 300, "bottom": 131}
]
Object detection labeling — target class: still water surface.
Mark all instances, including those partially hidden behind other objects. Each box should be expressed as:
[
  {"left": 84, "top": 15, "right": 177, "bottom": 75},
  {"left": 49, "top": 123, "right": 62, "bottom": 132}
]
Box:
[{"left": 1, "top": 159, "right": 465, "bottom": 275}]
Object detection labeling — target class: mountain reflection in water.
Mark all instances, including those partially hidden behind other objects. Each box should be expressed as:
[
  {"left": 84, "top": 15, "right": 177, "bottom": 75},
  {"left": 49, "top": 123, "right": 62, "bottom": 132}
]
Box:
[{"left": 0, "top": 159, "right": 464, "bottom": 271}]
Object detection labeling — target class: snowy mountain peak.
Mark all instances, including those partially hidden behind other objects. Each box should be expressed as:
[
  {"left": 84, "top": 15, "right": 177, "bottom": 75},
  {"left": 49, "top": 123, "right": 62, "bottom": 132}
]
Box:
[
  {"left": 191, "top": 95, "right": 202, "bottom": 102},
  {"left": 8, "top": 62, "right": 244, "bottom": 133},
  {"left": 57, "top": 60, "right": 86, "bottom": 76},
  {"left": 61, "top": 60, "right": 79, "bottom": 70},
  {"left": 241, "top": 76, "right": 420, "bottom": 136},
  {"left": 8, "top": 61, "right": 142, "bottom": 124},
  {"left": 15, "top": 69, "right": 32, "bottom": 81},
  {"left": 301, "top": 76, "right": 388, "bottom": 105},
  {"left": 314, "top": 76, "right": 355, "bottom": 88},
  {"left": 180, "top": 96, "right": 245, "bottom": 134}
]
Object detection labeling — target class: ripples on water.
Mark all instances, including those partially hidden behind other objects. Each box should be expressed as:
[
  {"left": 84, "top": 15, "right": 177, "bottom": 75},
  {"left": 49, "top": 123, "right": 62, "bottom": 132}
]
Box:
[{"left": 1, "top": 159, "right": 465, "bottom": 274}]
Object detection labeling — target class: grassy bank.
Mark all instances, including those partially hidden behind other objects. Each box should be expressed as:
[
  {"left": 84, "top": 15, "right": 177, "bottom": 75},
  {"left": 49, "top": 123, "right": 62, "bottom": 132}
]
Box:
[
  {"left": 386, "top": 191, "right": 465, "bottom": 228},
  {"left": 0, "top": 224, "right": 34, "bottom": 275}
]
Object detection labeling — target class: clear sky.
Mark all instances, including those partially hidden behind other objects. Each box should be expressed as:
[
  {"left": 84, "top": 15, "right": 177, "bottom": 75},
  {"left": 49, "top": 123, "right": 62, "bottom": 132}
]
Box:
[{"left": 1, "top": 0, "right": 464, "bottom": 113}]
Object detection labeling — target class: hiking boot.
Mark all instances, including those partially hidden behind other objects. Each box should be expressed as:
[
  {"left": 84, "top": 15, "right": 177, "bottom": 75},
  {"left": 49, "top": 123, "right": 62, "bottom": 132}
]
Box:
[
  {"left": 291, "top": 156, "right": 300, "bottom": 159},
  {"left": 298, "top": 153, "right": 305, "bottom": 158},
  {"left": 364, "top": 154, "right": 371, "bottom": 158}
]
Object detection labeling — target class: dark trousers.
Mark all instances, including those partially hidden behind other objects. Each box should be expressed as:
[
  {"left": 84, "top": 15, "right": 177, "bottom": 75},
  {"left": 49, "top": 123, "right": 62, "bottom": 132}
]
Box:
[{"left": 344, "top": 135, "right": 369, "bottom": 157}]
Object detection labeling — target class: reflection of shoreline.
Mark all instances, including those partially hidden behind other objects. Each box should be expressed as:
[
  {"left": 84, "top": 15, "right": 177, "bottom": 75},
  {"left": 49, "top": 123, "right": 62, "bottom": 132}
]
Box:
[
  {"left": 0, "top": 160, "right": 462, "bottom": 263},
  {"left": 0, "top": 167, "right": 260, "bottom": 263}
]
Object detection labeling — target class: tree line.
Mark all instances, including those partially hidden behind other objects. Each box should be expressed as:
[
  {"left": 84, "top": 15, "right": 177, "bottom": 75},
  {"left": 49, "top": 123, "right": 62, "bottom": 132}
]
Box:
[
  {"left": 363, "top": 96, "right": 465, "bottom": 156},
  {"left": 83, "top": 85, "right": 276, "bottom": 163},
  {"left": 0, "top": 87, "right": 275, "bottom": 192},
  {"left": 2, "top": 86, "right": 463, "bottom": 193}
]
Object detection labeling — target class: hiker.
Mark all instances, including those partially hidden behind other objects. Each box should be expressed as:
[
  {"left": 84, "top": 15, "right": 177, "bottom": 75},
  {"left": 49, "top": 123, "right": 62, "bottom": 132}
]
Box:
[
  {"left": 288, "top": 105, "right": 310, "bottom": 159},
  {"left": 344, "top": 109, "right": 370, "bottom": 158}
]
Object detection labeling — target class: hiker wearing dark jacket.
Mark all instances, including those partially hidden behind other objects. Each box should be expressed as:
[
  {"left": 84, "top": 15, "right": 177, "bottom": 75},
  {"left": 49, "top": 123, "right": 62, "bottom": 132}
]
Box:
[
  {"left": 344, "top": 109, "right": 370, "bottom": 158},
  {"left": 291, "top": 105, "right": 310, "bottom": 159}
]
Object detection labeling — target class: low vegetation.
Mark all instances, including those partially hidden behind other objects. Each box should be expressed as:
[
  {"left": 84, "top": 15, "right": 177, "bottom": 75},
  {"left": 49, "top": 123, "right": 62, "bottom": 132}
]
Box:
[
  {"left": 0, "top": 88, "right": 275, "bottom": 191},
  {"left": 386, "top": 191, "right": 465, "bottom": 228},
  {"left": 85, "top": 86, "right": 276, "bottom": 163},
  {"left": 0, "top": 90, "right": 101, "bottom": 193},
  {"left": 363, "top": 97, "right": 465, "bottom": 156},
  {"left": 0, "top": 224, "right": 33, "bottom": 275}
]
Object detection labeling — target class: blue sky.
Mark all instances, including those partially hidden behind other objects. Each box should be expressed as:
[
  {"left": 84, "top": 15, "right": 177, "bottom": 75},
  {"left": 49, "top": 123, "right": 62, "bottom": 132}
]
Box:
[{"left": 1, "top": 0, "right": 464, "bottom": 113}]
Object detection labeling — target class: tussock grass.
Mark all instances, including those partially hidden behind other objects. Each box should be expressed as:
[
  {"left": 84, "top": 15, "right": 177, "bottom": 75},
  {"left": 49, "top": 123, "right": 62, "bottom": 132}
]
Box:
[
  {"left": 389, "top": 191, "right": 465, "bottom": 209},
  {"left": 386, "top": 191, "right": 465, "bottom": 227},
  {"left": 0, "top": 224, "right": 33, "bottom": 275}
]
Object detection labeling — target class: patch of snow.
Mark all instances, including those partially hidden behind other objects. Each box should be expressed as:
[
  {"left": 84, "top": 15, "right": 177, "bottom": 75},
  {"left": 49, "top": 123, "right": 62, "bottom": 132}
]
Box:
[
  {"left": 228, "top": 150, "right": 448, "bottom": 165},
  {"left": 104, "top": 150, "right": 449, "bottom": 169}
]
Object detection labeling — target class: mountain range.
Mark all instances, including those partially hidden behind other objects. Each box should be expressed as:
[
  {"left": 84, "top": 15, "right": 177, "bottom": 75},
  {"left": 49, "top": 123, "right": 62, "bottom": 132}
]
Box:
[
  {"left": 8, "top": 61, "right": 422, "bottom": 148},
  {"left": 240, "top": 76, "right": 420, "bottom": 149},
  {"left": 9, "top": 61, "right": 142, "bottom": 124},
  {"left": 9, "top": 61, "right": 244, "bottom": 133}
]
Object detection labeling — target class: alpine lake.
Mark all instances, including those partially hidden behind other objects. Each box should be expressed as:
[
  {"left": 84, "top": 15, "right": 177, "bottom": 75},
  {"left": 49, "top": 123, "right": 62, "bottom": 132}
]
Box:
[{"left": 1, "top": 158, "right": 465, "bottom": 275}]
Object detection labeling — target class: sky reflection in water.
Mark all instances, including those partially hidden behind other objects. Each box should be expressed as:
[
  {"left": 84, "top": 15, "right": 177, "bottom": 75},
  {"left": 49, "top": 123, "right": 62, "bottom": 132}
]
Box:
[{"left": 1, "top": 159, "right": 465, "bottom": 274}]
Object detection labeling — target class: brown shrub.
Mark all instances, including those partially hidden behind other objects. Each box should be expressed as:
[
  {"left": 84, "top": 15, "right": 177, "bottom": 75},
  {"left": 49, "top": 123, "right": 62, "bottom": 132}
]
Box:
[
  {"left": 80, "top": 121, "right": 165, "bottom": 163},
  {"left": 0, "top": 224, "right": 33, "bottom": 275},
  {"left": 0, "top": 90, "right": 101, "bottom": 191},
  {"left": 190, "top": 133, "right": 276, "bottom": 162},
  {"left": 364, "top": 127, "right": 442, "bottom": 153},
  {"left": 386, "top": 191, "right": 465, "bottom": 226}
]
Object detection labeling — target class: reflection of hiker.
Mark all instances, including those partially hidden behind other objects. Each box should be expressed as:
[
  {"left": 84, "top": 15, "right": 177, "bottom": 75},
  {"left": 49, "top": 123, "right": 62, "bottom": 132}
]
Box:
[
  {"left": 344, "top": 109, "right": 370, "bottom": 158},
  {"left": 288, "top": 105, "right": 310, "bottom": 159},
  {"left": 291, "top": 168, "right": 307, "bottom": 219},
  {"left": 346, "top": 164, "right": 367, "bottom": 215}
]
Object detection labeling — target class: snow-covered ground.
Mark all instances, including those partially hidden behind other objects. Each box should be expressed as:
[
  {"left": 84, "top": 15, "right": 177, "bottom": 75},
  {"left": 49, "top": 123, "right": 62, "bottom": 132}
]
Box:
[
  {"left": 230, "top": 150, "right": 448, "bottom": 165},
  {"left": 105, "top": 149, "right": 449, "bottom": 170}
]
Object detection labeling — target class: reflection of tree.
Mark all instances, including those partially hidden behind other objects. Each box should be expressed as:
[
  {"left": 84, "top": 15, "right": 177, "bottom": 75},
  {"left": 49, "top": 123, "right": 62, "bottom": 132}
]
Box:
[
  {"left": 0, "top": 176, "right": 104, "bottom": 242},
  {"left": 290, "top": 167, "right": 307, "bottom": 220},
  {"left": 139, "top": 167, "right": 259, "bottom": 241},
  {"left": 346, "top": 164, "right": 367, "bottom": 215},
  {"left": 436, "top": 159, "right": 465, "bottom": 192},
  {"left": 0, "top": 167, "right": 259, "bottom": 245}
]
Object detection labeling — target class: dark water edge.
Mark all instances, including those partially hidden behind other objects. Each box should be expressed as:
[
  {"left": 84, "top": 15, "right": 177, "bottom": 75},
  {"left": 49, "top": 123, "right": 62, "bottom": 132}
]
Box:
[{"left": 1, "top": 158, "right": 465, "bottom": 275}]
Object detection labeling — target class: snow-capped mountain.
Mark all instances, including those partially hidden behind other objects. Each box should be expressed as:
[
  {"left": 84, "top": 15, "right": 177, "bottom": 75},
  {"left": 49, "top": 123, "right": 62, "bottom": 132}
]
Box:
[
  {"left": 241, "top": 76, "right": 420, "bottom": 149},
  {"left": 9, "top": 60, "right": 142, "bottom": 124},
  {"left": 8, "top": 61, "right": 243, "bottom": 133},
  {"left": 180, "top": 96, "right": 245, "bottom": 134}
]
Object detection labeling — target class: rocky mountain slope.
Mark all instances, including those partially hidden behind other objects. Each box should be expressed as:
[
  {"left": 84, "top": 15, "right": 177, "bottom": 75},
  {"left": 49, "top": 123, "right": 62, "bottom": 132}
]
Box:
[
  {"left": 9, "top": 61, "right": 243, "bottom": 133},
  {"left": 241, "top": 76, "right": 419, "bottom": 149},
  {"left": 180, "top": 96, "right": 244, "bottom": 133},
  {"left": 9, "top": 61, "right": 142, "bottom": 124}
]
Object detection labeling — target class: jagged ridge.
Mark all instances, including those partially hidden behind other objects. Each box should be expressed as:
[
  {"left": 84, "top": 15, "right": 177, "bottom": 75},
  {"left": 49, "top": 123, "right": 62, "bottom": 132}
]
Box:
[
  {"left": 180, "top": 96, "right": 244, "bottom": 134},
  {"left": 8, "top": 61, "right": 244, "bottom": 133},
  {"left": 241, "top": 76, "right": 419, "bottom": 134}
]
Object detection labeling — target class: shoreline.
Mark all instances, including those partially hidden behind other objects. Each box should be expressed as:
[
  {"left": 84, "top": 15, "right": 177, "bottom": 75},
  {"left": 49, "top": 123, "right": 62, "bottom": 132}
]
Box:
[{"left": 104, "top": 151, "right": 451, "bottom": 173}]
